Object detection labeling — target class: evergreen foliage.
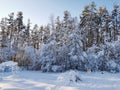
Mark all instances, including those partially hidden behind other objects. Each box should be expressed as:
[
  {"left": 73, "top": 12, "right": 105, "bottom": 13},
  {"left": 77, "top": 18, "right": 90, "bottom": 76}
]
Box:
[{"left": 0, "top": 2, "right": 120, "bottom": 72}]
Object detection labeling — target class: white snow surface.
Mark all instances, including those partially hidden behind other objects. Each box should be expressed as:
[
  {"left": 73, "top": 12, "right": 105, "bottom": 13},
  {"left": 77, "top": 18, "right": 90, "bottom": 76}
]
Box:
[{"left": 0, "top": 70, "right": 120, "bottom": 90}]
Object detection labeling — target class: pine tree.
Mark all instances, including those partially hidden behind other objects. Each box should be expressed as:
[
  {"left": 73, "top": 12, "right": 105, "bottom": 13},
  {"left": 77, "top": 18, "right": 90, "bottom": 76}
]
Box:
[
  {"left": 111, "top": 4, "right": 119, "bottom": 41},
  {"left": 80, "top": 2, "right": 98, "bottom": 50},
  {"left": 31, "top": 24, "right": 39, "bottom": 49},
  {"left": 25, "top": 19, "right": 31, "bottom": 46}
]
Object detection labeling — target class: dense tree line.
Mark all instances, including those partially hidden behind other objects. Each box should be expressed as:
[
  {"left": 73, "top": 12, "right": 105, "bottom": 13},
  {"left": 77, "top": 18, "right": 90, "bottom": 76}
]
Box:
[{"left": 0, "top": 2, "right": 120, "bottom": 72}]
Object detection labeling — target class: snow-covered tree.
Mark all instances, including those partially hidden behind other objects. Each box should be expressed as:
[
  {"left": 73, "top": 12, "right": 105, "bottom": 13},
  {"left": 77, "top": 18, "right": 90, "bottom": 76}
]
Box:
[
  {"left": 80, "top": 2, "right": 98, "bottom": 50},
  {"left": 111, "top": 4, "right": 119, "bottom": 41}
]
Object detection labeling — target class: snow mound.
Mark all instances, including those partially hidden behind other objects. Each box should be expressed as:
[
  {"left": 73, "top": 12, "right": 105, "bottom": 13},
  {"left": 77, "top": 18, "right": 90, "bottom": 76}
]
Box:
[
  {"left": 0, "top": 61, "right": 19, "bottom": 72},
  {"left": 57, "top": 70, "right": 81, "bottom": 85}
]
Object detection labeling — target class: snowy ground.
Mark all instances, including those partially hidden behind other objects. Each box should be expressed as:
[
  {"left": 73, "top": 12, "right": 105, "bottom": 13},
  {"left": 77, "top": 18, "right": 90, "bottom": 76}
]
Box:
[{"left": 0, "top": 71, "right": 120, "bottom": 90}]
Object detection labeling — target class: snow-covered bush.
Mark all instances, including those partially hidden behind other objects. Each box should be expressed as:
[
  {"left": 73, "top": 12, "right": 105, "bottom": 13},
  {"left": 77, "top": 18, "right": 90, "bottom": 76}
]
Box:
[
  {"left": 1, "top": 46, "right": 15, "bottom": 62},
  {"left": 51, "top": 65, "right": 63, "bottom": 72},
  {"left": 101, "top": 41, "right": 120, "bottom": 72},
  {"left": 57, "top": 70, "right": 81, "bottom": 85},
  {"left": 106, "top": 60, "right": 120, "bottom": 73},
  {"left": 14, "top": 46, "right": 40, "bottom": 70},
  {"left": 84, "top": 54, "right": 98, "bottom": 72},
  {"left": 82, "top": 46, "right": 103, "bottom": 72},
  {"left": 34, "top": 41, "right": 58, "bottom": 72},
  {"left": 0, "top": 61, "right": 19, "bottom": 72}
]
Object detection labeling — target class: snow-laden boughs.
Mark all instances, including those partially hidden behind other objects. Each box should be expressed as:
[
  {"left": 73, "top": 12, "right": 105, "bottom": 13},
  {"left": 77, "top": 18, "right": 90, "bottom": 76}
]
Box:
[{"left": 1, "top": 2, "right": 120, "bottom": 72}]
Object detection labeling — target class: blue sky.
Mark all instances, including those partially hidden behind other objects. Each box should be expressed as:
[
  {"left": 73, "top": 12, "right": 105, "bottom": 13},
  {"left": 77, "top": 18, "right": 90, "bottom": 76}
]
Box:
[{"left": 0, "top": 0, "right": 120, "bottom": 26}]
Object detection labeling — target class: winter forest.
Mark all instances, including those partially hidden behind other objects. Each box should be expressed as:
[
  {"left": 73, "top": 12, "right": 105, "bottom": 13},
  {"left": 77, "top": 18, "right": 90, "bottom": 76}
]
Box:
[{"left": 1, "top": 2, "right": 120, "bottom": 73}]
